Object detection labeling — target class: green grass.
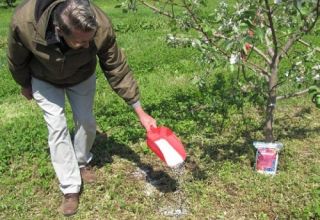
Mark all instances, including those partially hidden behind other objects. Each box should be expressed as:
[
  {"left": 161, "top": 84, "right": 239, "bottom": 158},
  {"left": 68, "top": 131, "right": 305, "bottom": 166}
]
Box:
[{"left": 0, "top": 0, "right": 320, "bottom": 219}]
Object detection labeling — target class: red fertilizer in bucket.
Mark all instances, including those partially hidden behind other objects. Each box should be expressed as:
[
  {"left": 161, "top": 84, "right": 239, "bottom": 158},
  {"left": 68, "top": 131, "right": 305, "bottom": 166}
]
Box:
[
  {"left": 146, "top": 126, "right": 186, "bottom": 167},
  {"left": 253, "top": 142, "right": 283, "bottom": 175}
]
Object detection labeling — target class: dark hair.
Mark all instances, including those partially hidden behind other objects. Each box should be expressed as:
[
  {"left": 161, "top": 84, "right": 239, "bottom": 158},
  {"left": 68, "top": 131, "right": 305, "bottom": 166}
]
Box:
[{"left": 53, "top": 0, "right": 97, "bottom": 36}]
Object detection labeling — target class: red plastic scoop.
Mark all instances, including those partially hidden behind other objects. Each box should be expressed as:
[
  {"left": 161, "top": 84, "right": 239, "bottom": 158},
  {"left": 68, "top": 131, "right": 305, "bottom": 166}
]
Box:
[{"left": 146, "top": 126, "right": 186, "bottom": 167}]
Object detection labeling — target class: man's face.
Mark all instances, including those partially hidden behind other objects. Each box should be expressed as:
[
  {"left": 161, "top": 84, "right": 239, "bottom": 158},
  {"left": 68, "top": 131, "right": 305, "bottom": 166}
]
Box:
[{"left": 60, "top": 28, "right": 96, "bottom": 50}]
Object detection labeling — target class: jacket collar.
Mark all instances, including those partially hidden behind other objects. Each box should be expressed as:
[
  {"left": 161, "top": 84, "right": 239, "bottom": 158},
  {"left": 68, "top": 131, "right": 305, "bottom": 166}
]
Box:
[{"left": 33, "top": 0, "right": 65, "bottom": 45}]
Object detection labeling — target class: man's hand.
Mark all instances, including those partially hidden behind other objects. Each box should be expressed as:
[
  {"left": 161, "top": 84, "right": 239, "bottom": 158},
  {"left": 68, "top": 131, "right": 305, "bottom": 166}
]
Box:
[
  {"left": 21, "top": 86, "right": 33, "bottom": 100},
  {"left": 134, "top": 106, "right": 157, "bottom": 131}
]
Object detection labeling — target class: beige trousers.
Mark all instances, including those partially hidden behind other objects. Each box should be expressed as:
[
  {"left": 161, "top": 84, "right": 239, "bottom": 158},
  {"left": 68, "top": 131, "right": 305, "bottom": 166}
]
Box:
[{"left": 32, "top": 74, "right": 96, "bottom": 194}]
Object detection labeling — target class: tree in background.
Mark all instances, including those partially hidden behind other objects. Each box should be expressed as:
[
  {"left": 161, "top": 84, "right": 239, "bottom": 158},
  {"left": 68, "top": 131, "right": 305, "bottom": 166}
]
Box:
[
  {"left": 118, "top": 0, "right": 320, "bottom": 142},
  {"left": 1, "top": 0, "right": 15, "bottom": 7}
]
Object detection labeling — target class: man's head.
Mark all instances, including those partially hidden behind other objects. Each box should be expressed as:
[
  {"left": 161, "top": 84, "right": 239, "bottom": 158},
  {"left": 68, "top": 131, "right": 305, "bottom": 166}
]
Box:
[{"left": 54, "top": 0, "right": 98, "bottom": 49}]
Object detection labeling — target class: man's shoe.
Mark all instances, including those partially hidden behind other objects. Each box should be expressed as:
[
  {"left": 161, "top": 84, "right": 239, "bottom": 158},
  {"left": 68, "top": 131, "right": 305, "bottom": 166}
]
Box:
[
  {"left": 80, "top": 166, "right": 96, "bottom": 183},
  {"left": 60, "top": 193, "right": 79, "bottom": 216}
]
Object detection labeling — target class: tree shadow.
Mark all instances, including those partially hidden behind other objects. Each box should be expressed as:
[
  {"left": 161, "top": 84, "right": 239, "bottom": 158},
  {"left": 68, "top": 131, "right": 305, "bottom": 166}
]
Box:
[
  {"left": 43, "top": 90, "right": 320, "bottom": 191},
  {"left": 277, "top": 125, "right": 320, "bottom": 140},
  {"left": 91, "top": 130, "right": 178, "bottom": 193},
  {"left": 195, "top": 105, "right": 320, "bottom": 169},
  {"left": 94, "top": 82, "right": 320, "bottom": 182},
  {"left": 197, "top": 131, "right": 257, "bottom": 168},
  {"left": 141, "top": 90, "right": 261, "bottom": 178},
  {"left": 275, "top": 106, "right": 320, "bottom": 140}
]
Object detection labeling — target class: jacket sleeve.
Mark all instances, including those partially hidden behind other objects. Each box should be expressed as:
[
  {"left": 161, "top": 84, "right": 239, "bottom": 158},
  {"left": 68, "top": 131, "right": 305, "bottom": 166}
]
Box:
[
  {"left": 7, "top": 21, "right": 32, "bottom": 88},
  {"left": 97, "top": 26, "right": 140, "bottom": 105}
]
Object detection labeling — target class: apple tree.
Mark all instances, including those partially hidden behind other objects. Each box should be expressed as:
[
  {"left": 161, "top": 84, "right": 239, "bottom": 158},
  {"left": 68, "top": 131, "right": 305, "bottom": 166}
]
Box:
[{"left": 118, "top": 0, "right": 320, "bottom": 142}]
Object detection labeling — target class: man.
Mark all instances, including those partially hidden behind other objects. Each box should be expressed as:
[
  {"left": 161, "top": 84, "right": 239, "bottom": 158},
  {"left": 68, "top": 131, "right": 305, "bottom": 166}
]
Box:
[{"left": 7, "top": 0, "right": 157, "bottom": 216}]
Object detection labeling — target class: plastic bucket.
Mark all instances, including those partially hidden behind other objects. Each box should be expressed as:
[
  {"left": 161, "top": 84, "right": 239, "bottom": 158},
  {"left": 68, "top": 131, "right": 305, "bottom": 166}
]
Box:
[{"left": 146, "top": 126, "right": 186, "bottom": 167}]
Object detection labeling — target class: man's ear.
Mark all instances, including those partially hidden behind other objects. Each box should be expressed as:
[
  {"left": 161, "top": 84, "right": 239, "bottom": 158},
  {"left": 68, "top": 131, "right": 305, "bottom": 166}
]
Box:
[{"left": 55, "top": 26, "right": 63, "bottom": 36}]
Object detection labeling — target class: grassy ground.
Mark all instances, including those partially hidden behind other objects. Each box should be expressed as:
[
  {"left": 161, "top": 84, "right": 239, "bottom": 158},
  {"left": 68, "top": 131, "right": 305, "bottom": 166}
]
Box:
[{"left": 1, "top": 0, "right": 320, "bottom": 219}]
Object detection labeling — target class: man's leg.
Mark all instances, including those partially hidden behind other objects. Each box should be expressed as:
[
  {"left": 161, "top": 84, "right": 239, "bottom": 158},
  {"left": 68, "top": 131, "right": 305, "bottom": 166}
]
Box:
[
  {"left": 32, "top": 77, "right": 81, "bottom": 215},
  {"left": 67, "top": 74, "right": 97, "bottom": 183}
]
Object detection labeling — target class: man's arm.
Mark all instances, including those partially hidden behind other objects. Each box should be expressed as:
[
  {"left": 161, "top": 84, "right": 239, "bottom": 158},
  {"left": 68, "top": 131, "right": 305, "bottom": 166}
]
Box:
[
  {"left": 96, "top": 18, "right": 156, "bottom": 130},
  {"left": 97, "top": 27, "right": 139, "bottom": 105},
  {"left": 7, "top": 22, "right": 33, "bottom": 99}
]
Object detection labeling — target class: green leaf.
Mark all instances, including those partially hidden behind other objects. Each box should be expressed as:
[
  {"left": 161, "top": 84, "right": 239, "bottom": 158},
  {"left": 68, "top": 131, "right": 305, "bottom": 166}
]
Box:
[
  {"left": 225, "top": 41, "right": 234, "bottom": 51},
  {"left": 239, "top": 22, "right": 248, "bottom": 31},
  {"left": 308, "top": 85, "right": 320, "bottom": 94},
  {"left": 204, "top": 26, "right": 214, "bottom": 36},
  {"left": 255, "top": 28, "right": 264, "bottom": 43},
  {"left": 230, "top": 64, "right": 235, "bottom": 72}
]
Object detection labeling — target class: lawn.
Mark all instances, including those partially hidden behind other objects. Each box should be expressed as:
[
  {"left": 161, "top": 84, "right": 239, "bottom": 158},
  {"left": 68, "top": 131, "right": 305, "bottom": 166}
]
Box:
[{"left": 0, "top": 0, "right": 320, "bottom": 219}]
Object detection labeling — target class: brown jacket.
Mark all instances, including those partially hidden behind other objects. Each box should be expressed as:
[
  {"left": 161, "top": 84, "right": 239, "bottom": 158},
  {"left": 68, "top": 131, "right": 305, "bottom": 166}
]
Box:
[{"left": 7, "top": 0, "right": 139, "bottom": 104}]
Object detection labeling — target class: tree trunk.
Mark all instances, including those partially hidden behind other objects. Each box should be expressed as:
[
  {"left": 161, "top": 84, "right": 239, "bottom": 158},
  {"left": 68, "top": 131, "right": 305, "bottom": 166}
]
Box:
[{"left": 264, "top": 65, "right": 278, "bottom": 142}]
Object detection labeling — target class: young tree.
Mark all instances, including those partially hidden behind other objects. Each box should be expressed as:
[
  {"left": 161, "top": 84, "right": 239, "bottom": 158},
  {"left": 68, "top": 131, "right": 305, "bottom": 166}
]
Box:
[{"left": 119, "top": 0, "right": 320, "bottom": 142}]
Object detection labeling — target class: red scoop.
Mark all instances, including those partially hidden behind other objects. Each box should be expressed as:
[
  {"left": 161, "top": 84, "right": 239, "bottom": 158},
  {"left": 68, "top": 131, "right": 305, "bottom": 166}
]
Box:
[{"left": 146, "top": 126, "right": 186, "bottom": 167}]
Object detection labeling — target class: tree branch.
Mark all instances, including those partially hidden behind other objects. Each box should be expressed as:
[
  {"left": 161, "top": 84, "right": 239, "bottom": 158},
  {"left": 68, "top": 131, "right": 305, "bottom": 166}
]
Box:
[
  {"left": 265, "top": 29, "right": 275, "bottom": 57},
  {"left": 298, "top": 39, "right": 320, "bottom": 53},
  {"left": 278, "top": 33, "right": 301, "bottom": 59},
  {"left": 245, "top": 61, "right": 270, "bottom": 82},
  {"left": 252, "top": 46, "right": 272, "bottom": 65},
  {"left": 276, "top": 88, "right": 309, "bottom": 100},
  {"left": 181, "top": 0, "right": 229, "bottom": 57},
  {"left": 278, "top": 0, "right": 320, "bottom": 59},
  {"left": 307, "top": 0, "right": 320, "bottom": 32},
  {"left": 139, "top": 0, "right": 174, "bottom": 18},
  {"left": 264, "top": 0, "right": 278, "bottom": 58}
]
